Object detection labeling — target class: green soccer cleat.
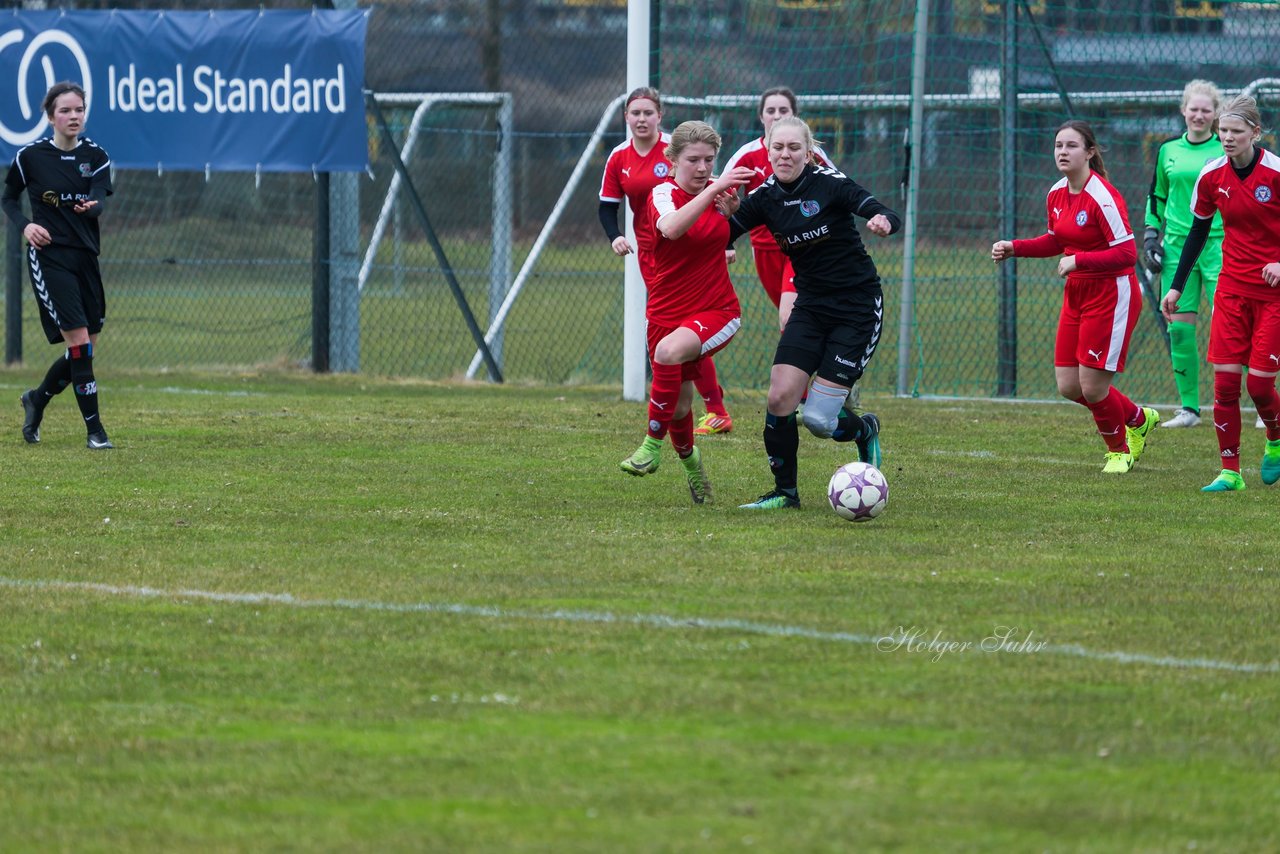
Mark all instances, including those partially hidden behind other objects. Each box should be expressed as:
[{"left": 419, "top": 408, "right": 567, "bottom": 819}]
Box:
[
  {"left": 856, "top": 412, "right": 882, "bottom": 469},
  {"left": 620, "top": 436, "right": 662, "bottom": 476},
  {"left": 738, "top": 488, "right": 800, "bottom": 510},
  {"left": 1126, "top": 406, "right": 1160, "bottom": 464},
  {"left": 679, "top": 446, "right": 712, "bottom": 504},
  {"left": 1261, "top": 439, "right": 1280, "bottom": 486},
  {"left": 1202, "top": 469, "right": 1246, "bottom": 492},
  {"left": 1101, "top": 451, "right": 1133, "bottom": 474}
]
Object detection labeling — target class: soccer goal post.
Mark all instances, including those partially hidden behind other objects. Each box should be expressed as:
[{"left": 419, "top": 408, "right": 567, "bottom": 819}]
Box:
[{"left": 364, "top": 91, "right": 513, "bottom": 378}]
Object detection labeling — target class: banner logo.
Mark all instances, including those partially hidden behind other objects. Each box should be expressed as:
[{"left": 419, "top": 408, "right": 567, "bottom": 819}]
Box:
[
  {"left": 0, "top": 28, "right": 92, "bottom": 147},
  {"left": 2, "top": 10, "right": 368, "bottom": 172}
]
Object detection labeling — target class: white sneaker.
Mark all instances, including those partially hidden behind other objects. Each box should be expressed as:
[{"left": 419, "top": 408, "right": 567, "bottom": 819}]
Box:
[{"left": 1161, "top": 407, "right": 1201, "bottom": 428}]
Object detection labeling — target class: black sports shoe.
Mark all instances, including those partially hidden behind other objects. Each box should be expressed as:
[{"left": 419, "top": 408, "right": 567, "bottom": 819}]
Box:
[
  {"left": 20, "top": 390, "right": 43, "bottom": 444},
  {"left": 86, "top": 429, "right": 114, "bottom": 450},
  {"left": 855, "top": 413, "right": 882, "bottom": 469}
]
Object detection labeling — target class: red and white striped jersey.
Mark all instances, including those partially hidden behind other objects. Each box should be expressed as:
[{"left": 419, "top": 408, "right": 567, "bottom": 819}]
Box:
[
  {"left": 644, "top": 181, "right": 740, "bottom": 325},
  {"left": 721, "top": 136, "right": 835, "bottom": 250},
  {"left": 1191, "top": 148, "right": 1280, "bottom": 300},
  {"left": 599, "top": 133, "right": 672, "bottom": 282},
  {"left": 1042, "top": 171, "right": 1135, "bottom": 275}
]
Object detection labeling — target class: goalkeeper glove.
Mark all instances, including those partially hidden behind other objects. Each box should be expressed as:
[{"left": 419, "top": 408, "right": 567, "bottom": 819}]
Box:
[{"left": 1143, "top": 226, "right": 1163, "bottom": 275}]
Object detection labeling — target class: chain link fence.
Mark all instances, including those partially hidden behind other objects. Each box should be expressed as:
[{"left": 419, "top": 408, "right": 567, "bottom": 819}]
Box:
[{"left": 5, "top": 0, "right": 1279, "bottom": 403}]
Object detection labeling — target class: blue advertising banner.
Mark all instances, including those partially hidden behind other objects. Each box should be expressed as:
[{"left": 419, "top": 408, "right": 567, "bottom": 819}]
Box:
[{"left": 0, "top": 9, "right": 369, "bottom": 172}]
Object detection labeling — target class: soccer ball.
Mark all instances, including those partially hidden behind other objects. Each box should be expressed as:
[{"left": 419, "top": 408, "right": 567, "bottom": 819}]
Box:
[{"left": 827, "top": 462, "right": 889, "bottom": 522}]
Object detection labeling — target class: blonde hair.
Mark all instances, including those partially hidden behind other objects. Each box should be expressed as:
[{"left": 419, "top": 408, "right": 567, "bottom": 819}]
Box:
[
  {"left": 664, "top": 120, "right": 722, "bottom": 161},
  {"left": 1219, "top": 93, "right": 1264, "bottom": 132},
  {"left": 766, "top": 116, "right": 818, "bottom": 161},
  {"left": 1181, "top": 79, "right": 1222, "bottom": 112}
]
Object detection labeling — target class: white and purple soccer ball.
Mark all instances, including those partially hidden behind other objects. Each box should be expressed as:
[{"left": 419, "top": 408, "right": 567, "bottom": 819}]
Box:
[{"left": 827, "top": 462, "right": 889, "bottom": 522}]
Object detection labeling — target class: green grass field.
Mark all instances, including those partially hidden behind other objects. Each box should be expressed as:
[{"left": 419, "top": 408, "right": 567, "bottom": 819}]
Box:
[{"left": 1, "top": 369, "right": 1277, "bottom": 851}]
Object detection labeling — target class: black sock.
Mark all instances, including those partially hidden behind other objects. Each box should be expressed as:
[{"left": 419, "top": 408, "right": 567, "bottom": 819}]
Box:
[
  {"left": 764, "top": 411, "right": 799, "bottom": 492},
  {"left": 35, "top": 354, "right": 72, "bottom": 406},
  {"left": 832, "top": 407, "right": 864, "bottom": 443},
  {"left": 67, "top": 343, "right": 103, "bottom": 434}
]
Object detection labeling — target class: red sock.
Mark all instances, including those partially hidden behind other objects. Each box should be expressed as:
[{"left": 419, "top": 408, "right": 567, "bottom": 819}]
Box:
[
  {"left": 1213, "top": 372, "right": 1243, "bottom": 472},
  {"left": 694, "top": 357, "right": 728, "bottom": 417},
  {"left": 1246, "top": 372, "right": 1280, "bottom": 442},
  {"left": 647, "top": 363, "right": 683, "bottom": 440},
  {"left": 669, "top": 411, "right": 694, "bottom": 457},
  {"left": 1085, "top": 390, "right": 1129, "bottom": 452},
  {"left": 1110, "top": 387, "right": 1142, "bottom": 427}
]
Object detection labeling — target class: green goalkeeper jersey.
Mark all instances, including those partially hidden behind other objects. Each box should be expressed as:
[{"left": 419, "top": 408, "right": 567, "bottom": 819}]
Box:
[{"left": 1145, "top": 132, "right": 1224, "bottom": 238}]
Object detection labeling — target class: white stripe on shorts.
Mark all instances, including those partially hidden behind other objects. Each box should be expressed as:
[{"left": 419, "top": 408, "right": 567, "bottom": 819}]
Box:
[{"left": 700, "top": 316, "right": 741, "bottom": 355}]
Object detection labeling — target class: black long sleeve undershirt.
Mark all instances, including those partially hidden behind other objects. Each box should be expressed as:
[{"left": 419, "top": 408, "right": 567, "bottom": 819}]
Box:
[
  {"left": 1168, "top": 216, "right": 1212, "bottom": 293},
  {"left": 598, "top": 200, "right": 623, "bottom": 242},
  {"left": 1, "top": 182, "right": 28, "bottom": 230}
]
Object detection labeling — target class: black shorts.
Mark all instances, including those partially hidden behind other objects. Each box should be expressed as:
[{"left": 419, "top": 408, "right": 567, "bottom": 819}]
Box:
[
  {"left": 27, "top": 244, "right": 106, "bottom": 345},
  {"left": 774, "top": 291, "right": 884, "bottom": 386}
]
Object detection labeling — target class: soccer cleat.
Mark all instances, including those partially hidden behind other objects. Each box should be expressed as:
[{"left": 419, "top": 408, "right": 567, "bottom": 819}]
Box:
[
  {"left": 738, "top": 488, "right": 800, "bottom": 510},
  {"left": 855, "top": 413, "right": 882, "bottom": 469},
  {"left": 1126, "top": 407, "right": 1160, "bottom": 463},
  {"left": 620, "top": 436, "right": 661, "bottom": 476},
  {"left": 86, "top": 429, "right": 114, "bottom": 450},
  {"left": 1261, "top": 439, "right": 1280, "bottom": 485},
  {"left": 679, "top": 446, "right": 712, "bottom": 504},
  {"left": 20, "top": 390, "right": 43, "bottom": 444},
  {"left": 1101, "top": 451, "right": 1134, "bottom": 474},
  {"left": 1161, "top": 407, "right": 1200, "bottom": 429},
  {"left": 1202, "top": 469, "right": 1246, "bottom": 492},
  {"left": 693, "top": 412, "right": 733, "bottom": 435}
]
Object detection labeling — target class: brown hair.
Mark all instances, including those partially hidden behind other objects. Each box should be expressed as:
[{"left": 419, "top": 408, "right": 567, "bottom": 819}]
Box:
[
  {"left": 43, "top": 81, "right": 86, "bottom": 117},
  {"left": 625, "top": 86, "right": 662, "bottom": 113},
  {"left": 758, "top": 86, "right": 798, "bottom": 120},
  {"left": 664, "top": 120, "right": 722, "bottom": 162},
  {"left": 1056, "top": 120, "right": 1107, "bottom": 179}
]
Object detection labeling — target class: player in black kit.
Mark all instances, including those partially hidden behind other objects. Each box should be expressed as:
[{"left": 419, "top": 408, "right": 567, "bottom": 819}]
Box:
[
  {"left": 727, "top": 117, "right": 900, "bottom": 509},
  {"left": 3, "top": 81, "right": 114, "bottom": 449}
]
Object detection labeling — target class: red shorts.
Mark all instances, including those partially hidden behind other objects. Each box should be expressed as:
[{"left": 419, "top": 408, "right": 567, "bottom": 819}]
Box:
[
  {"left": 752, "top": 244, "right": 793, "bottom": 308},
  {"left": 1054, "top": 273, "right": 1141, "bottom": 372},
  {"left": 1208, "top": 292, "right": 1280, "bottom": 372},
  {"left": 647, "top": 309, "right": 741, "bottom": 381}
]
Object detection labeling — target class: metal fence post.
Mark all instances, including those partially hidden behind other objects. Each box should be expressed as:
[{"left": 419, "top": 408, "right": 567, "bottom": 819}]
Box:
[
  {"left": 5, "top": 220, "right": 20, "bottom": 365},
  {"left": 997, "top": 0, "right": 1019, "bottom": 397}
]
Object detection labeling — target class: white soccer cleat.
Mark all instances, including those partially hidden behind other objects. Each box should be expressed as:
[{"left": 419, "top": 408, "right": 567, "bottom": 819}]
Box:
[{"left": 1161, "top": 407, "right": 1201, "bottom": 429}]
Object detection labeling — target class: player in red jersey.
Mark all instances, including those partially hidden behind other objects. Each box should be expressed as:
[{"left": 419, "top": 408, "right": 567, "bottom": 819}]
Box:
[
  {"left": 1161, "top": 94, "right": 1280, "bottom": 492},
  {"left": 992, "top": 120, "right": 1160, "bottom": 474},
  {"left": 618, "top": 121, "right": 754, "bottom": 504},
  {"left": 599, "top": 88, "right": 733, "bottom": 436}
]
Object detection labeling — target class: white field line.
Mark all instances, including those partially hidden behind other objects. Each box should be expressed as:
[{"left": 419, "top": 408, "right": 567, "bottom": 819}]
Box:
[{"left": 2, "top": 577, "right": 1276, "bottom": 675}]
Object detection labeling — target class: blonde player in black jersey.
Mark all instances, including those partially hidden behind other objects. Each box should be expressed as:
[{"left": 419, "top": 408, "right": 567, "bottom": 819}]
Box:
[
  {"left": 3, "top": 82, "right": 114, "bottom": 449},
  {"left": 727, "top": 117, "right": 900, "bottom": 510}
]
